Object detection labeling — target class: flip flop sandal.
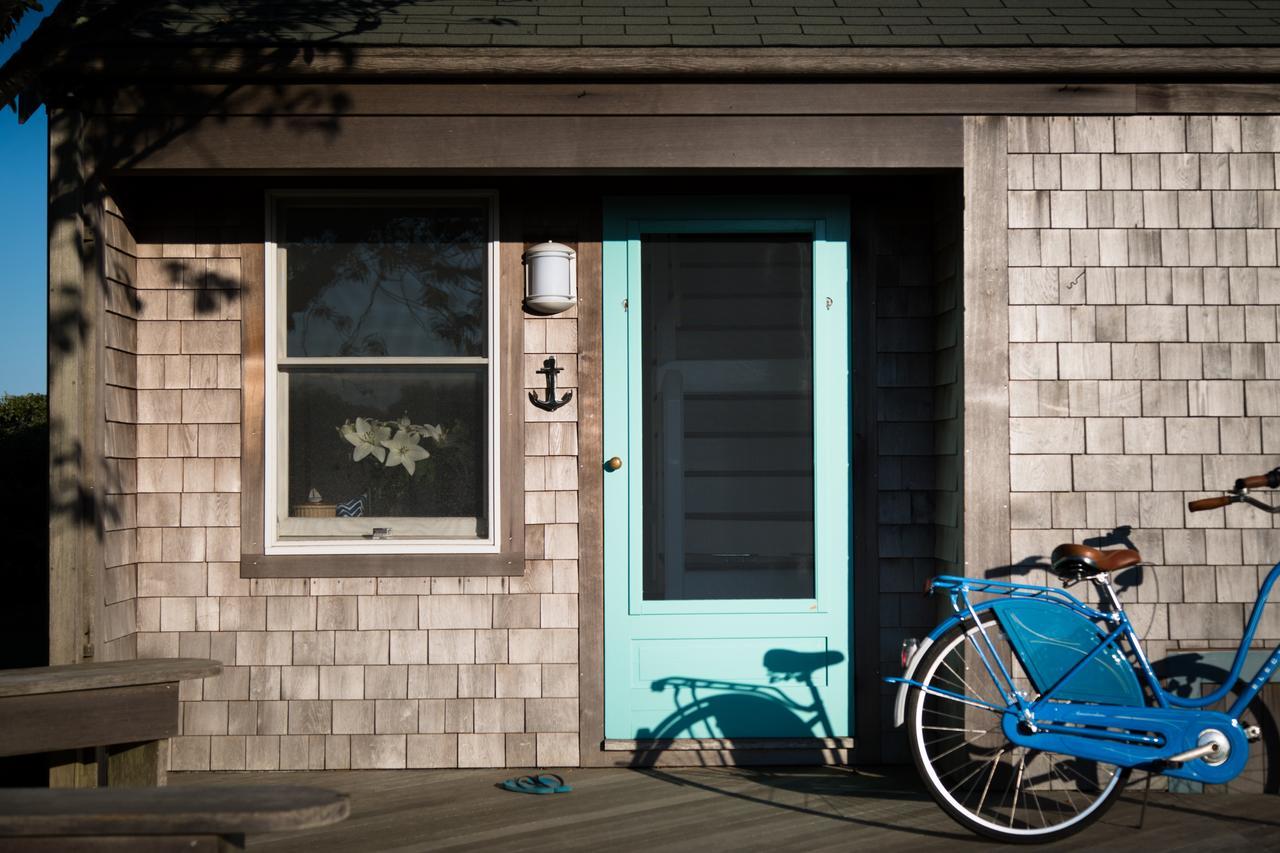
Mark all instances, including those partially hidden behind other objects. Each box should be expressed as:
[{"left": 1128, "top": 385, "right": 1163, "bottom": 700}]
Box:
[{"left": 500, "top": 773, "right": 573, "bottom": 794}]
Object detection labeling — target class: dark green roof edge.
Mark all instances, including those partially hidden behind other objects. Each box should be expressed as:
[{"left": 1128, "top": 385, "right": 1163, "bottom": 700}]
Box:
[{"left": 63, "top": 1, "right": 1280, "bottom": 50}]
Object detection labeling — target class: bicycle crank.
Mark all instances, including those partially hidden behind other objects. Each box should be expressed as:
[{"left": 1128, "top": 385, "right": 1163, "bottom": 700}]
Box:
[{"left": 1166, "top": 729, "right": 1231, "bottom": 767}]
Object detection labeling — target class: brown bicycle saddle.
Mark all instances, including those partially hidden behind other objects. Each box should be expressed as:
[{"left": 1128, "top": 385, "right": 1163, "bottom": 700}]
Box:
[{"left": 1050, "top": 543, "right": 1142, "bottom": 573}]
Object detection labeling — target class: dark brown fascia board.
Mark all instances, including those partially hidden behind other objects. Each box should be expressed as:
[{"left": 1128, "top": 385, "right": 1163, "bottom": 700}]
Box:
[{"left": 74, "top": 46, "right": 1280, "bottom": 81}]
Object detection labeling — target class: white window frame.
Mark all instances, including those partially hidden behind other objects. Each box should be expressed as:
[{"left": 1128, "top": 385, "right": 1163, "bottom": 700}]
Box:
[{"left": 264, "top": 190, "right": 501, "bottom": 555}]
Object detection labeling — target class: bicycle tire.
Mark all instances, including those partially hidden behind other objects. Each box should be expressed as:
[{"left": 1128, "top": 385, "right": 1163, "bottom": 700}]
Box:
[{"left": 906, "top": 617, "right": 1130, "bottom": 843}]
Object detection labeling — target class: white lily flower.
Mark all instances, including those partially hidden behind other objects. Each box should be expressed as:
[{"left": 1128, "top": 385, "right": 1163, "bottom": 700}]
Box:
[
  {"left": 413, "top": 422, "right": 446, "bottom": 444},
  {"left": 343, "top": 416, "right": 390, "bottom": 463},
  {"left": 381, "top": 429, "right": 430, "bottom": 475}
]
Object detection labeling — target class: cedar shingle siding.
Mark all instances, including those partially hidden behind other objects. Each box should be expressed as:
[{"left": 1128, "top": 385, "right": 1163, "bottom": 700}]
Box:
[
  {"left": 1006, "top": 115, "right": 1280, "bottom": 662},
  {"left": 110, "top": 212, "right": 582, "bottom": 770}
]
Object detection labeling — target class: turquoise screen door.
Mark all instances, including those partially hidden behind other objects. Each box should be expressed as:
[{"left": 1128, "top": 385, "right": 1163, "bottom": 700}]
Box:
[{"left": 602, "top": 198, "right": 852, "bottom": 742}]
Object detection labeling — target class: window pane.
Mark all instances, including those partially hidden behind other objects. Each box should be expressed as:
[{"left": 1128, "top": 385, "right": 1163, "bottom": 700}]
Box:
[
  {"left": 640, "top": 234, "right": 815, "bottom": 600},
  {"left": 281, "top": 201, "right": 488, "bottom": 358},
  {"left": 284, "top": 367, "right": 487, "bottom": 537}
]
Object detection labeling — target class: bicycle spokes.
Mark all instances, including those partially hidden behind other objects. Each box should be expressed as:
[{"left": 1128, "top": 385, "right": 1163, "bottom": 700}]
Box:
[{"left": 909, "top": 617, "right": 1127, "bottom": 840}]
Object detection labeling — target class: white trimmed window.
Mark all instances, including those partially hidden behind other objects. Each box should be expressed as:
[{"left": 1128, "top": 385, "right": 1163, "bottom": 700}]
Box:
[{"left": 265, "top": 193, "right": 499, "bottom": 554}]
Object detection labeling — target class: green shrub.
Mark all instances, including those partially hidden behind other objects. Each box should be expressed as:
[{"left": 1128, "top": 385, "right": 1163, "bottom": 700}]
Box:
[{"left": 0, "top": 392, "right": 48, "bottom": 438}]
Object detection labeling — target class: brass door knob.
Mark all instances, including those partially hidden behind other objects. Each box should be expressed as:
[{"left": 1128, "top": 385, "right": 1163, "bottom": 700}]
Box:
[{"left": 604, "top": 457, "right": 623, "bottom": 471}]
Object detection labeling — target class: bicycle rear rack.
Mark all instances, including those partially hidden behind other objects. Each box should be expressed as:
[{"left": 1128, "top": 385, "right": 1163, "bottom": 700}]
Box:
[{"left": 929, "top": 575, "right": 1111, "bottom": 621}]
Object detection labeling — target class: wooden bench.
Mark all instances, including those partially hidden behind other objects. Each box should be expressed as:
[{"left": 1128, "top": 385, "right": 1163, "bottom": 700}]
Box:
[
  {"left": 0, "top": 658, "right": 221, "bottom": 786},
  {"left": 0, "top": 785, "right": 350, "bottom": 851}
]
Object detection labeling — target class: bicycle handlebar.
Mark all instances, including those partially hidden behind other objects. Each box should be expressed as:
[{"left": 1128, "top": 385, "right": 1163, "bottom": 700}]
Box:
[
  {"left": 1189, "top": 466, "right": 1280, "bottom": 512},
  {"left": 1189, "top": 495, "right": 1234, "bottom": 511},
  {"left": 1236, "top": 468, "right": 1280, "bottom": 490}
]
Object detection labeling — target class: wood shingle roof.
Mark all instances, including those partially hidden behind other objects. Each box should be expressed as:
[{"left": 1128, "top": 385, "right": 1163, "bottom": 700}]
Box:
[
  {"left": 96, "top": 1, "right": 1280, "bottom": 49},
  {"left": 7, "top": 0, "right": 1280, "bottom": 113}
]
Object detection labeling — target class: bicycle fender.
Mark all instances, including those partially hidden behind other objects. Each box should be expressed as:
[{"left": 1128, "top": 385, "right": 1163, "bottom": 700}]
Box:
[
  {"left": 891, "top": 601, "right": 1007, "bottom": 727},
  {"left": 891, "top": 595, "right": 1145, "bottom": 726},
  {"left": 892, "top": 636, "right": 934, "bottom": 728},
  {"left": 991, "top": 598, "right": 1146, "bottom": 707}
]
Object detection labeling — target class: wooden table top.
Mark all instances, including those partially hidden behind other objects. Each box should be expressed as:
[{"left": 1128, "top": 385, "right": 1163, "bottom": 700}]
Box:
[{"left": 0, "top": 658, "right": 222, "bottom": 698}]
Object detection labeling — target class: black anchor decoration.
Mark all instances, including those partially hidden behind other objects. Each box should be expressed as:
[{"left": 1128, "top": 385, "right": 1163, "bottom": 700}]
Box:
[{"left": 529, "top": 356, "right": 573, "bottom": 412}]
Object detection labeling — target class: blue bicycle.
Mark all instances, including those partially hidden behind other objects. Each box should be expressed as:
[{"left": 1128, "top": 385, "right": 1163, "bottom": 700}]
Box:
[{"left": 888, "top": 467, "right": 1280, "bottom": 843}]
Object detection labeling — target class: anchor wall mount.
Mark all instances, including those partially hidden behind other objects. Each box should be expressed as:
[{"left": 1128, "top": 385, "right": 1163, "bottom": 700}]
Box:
[{"left": 529, "top": 356, "right": 573, "bottom": 412}]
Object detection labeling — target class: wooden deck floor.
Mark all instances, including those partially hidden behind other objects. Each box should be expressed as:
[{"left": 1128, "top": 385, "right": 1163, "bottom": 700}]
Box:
[{"left": 174, "top": 766, "right": 1280, "bottom": 852}]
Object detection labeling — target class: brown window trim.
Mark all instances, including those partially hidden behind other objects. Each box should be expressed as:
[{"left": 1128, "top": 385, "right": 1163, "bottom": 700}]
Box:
[{"left": 238, "top": 202, "right": 525, "bottom": 578}]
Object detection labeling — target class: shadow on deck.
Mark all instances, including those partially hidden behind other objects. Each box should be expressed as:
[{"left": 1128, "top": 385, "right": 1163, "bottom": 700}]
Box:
[{"left": 173, "top": 765, "right": 1280, "bottom": 852}]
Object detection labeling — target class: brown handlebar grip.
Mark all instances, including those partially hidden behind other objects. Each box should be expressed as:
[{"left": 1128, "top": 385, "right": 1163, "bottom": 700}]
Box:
[
  {"left": 1189, "top": 496, "right": 1233, "bottom": 511},
  {"left": 1239, "top": 474, "right": 1272, "bottom": 488}
]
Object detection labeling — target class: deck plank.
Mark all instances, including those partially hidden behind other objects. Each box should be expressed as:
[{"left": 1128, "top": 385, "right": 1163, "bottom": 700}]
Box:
[
  {"left": 173, "top": 767, "right": 1280, "bottom": 852},
  {"left": 0, "top": 786, "right": 349, "bottom": 836}
]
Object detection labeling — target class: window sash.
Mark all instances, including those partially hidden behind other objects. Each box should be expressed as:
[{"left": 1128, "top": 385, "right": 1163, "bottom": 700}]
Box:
[
  {"left": 264, "top": 191, "right": 500, "bottom": 555},
  {"left": 273, "top": 367, "right": 487, "bottom": 540},
  {"left": 278, "top": 357, "right": 489, "bottom": 366}
]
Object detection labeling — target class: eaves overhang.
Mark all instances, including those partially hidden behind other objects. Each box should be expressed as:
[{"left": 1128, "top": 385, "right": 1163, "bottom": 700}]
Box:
[{"left": 60, "top": 45, "right": 1280, "bottom": 82}]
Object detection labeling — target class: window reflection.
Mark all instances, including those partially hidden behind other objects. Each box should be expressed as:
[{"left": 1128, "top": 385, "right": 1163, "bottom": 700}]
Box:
[
  {"left": 281, "top": 203, "right": 487, "bottom": 358},
  {"left": 641, "top": 234, "right": 816, "bottom": 601}
]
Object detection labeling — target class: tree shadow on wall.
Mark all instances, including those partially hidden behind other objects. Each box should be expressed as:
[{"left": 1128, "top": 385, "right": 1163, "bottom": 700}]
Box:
[
  {"left": 9, "top": 0, "right": 434, "bottom": 604},
  {"left": 0, "top": 0, "right": 482, "bottom": 748}
]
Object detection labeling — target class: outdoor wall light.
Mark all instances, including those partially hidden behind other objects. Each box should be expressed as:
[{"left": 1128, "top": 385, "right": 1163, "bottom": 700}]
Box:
[{"left": 523, "top": 241, "right": 577, "bottom": 315}]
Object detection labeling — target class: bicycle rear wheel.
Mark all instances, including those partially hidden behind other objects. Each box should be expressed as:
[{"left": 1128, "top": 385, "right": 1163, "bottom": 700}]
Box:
[{"left": 906, "top": 617, "right": 1130, "bottom": 843}]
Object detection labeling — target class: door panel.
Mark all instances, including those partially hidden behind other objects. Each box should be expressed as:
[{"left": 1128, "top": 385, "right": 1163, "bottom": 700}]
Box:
[{"left": 603, "top": 198, "right": 851, "bottom": 743}]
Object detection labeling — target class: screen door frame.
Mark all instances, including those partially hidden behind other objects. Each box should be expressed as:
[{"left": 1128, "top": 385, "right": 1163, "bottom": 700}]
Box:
[{"left": 601, "top": 196, "right": 853, "bottom": 739}]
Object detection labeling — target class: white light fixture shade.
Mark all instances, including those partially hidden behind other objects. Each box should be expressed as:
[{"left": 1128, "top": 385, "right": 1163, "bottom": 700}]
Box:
[{"left": 523, "top": 241, "right": 577, "bottom": 315}]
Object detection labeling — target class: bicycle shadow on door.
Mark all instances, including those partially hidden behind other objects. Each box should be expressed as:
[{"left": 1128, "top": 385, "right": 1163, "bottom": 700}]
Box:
[
  {"left": 627, "top": 647, "right": 973, "bottom": 842},
  {"left": 628, "top": 648, "right": 846, "bottom": 767}
]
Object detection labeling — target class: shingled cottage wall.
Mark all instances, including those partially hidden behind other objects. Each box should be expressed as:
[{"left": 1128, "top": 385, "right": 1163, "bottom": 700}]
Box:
[
  {"left": 1006, "top": 115, "right": 1280, "bottom": 660},
  {"left": 118, "top": 215, "right": 579, "bottom": 771},
  {"left": 102, "top": 117, "right": 1280, "bottom": 769}
]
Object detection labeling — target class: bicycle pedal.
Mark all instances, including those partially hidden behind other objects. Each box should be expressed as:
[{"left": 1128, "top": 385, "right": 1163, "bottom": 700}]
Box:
[{"left": 1245, "top": 725, "right": 1261, "bottom": 743}]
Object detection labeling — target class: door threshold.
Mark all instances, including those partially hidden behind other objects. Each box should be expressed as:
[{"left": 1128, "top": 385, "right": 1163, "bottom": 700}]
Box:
[{"left": 603, "top": 737, "right": 855, "bottom": 751}]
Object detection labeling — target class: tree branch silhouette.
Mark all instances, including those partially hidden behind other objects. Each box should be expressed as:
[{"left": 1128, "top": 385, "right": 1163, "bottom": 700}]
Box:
[{"left": 0, "top": 1, "right": 423, "bottom": 670}]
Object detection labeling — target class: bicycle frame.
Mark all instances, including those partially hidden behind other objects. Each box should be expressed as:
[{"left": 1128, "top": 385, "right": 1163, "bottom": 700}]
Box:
[
  {"left": 888, "top": 559, "right": 1280, "bottom": 781},
  {"left": 933, "top": 560, "right": 1280, "bottom": 718}
]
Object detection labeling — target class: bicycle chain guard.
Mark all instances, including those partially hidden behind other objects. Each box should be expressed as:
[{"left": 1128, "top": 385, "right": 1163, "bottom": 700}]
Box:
[{"left": 1001, "top": 702, "right": 1250, "bottom": 785}]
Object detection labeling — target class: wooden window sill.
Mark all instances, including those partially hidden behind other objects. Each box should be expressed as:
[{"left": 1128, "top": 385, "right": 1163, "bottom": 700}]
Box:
[{"left": 239, "top": 551, "right": 525, "bottom": 577}]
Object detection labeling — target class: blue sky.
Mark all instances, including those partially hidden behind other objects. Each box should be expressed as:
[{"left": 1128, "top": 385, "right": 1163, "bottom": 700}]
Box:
[{"left": 0, "top": 4, "right": 56, "bottom": 395}]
